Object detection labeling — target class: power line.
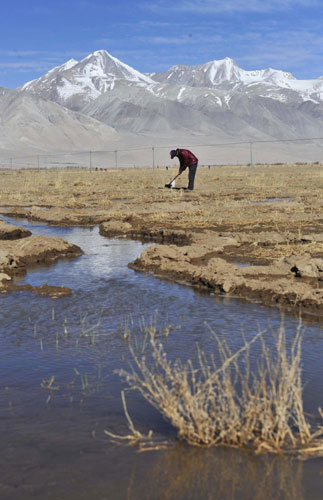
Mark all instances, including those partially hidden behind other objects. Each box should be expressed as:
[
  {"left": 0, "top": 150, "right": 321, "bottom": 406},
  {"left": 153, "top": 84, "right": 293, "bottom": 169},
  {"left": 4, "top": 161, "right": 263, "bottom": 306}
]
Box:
[{"left": 0, "top": 136, "right": 322, "bottom": 168}]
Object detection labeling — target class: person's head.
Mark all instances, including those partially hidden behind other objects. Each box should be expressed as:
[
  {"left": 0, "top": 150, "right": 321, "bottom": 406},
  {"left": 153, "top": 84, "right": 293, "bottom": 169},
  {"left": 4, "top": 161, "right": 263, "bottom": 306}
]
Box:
[{"left": 170, "top": 149, "right": 177, "bottom": 159}]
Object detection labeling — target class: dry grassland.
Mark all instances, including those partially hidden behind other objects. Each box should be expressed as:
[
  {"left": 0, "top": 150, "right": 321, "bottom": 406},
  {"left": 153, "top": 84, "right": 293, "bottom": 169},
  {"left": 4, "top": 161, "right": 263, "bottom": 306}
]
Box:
[
  {"left": 0, "top": 163, "right": 322, "bottom": 227},
  {"left": 1, "top": 163, "right": 323, "bottom": 313}
]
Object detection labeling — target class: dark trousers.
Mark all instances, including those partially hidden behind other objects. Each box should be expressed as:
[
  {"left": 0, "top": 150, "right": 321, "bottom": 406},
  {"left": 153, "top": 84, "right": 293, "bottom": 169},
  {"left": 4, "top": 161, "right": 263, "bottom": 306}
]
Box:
[{"left": 188, "top": 163, "right": 198, "bottom": 190}]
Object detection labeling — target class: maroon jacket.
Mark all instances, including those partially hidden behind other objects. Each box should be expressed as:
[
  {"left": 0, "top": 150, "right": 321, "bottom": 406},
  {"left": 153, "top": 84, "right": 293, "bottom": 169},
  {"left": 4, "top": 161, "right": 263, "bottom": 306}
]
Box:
[{"left": 176, "top": 149, "right": 198, "bottom": 172}]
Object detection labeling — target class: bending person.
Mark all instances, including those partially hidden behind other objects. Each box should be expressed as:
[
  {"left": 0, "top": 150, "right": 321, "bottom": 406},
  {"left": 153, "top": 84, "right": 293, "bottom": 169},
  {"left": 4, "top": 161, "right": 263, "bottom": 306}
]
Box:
[{"left": 170, "top": 148, "right": 198, "bottom": 191}]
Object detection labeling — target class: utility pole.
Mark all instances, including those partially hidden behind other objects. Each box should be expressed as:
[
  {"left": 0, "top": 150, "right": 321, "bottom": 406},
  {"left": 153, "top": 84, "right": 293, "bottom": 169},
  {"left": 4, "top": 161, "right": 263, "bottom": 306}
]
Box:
[{"left": 249, "top": 142, "right": 254, "bottom": 173}]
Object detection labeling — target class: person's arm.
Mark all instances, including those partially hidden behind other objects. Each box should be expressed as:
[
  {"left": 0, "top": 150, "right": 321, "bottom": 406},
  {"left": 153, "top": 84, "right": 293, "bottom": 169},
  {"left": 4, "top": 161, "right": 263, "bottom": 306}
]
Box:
[{"left": 177, "top": 152, "right": 187, "bottom": 174}]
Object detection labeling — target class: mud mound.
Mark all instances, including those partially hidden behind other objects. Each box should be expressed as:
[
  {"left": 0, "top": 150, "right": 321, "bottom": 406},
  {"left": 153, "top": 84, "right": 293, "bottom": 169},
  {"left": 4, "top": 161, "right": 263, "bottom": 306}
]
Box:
[
  {"left": 0, "top": 220, "right": 31, "bottom": 240},
  {"left": 1, "top": 207, "right": 109, "bottom": 226},
  {"left": 100, "top": 219, "right": 192, "bottom": 245},
  {"left": 0, "top": 224, "right": 82, "bottom": 294},
  {"left": 130, "top": 242, "right": 323, "bottom": 317}
]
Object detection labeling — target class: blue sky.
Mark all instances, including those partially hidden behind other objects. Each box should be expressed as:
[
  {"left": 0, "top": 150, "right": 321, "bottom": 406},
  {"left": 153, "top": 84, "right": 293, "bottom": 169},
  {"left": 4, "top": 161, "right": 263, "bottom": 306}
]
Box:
[{"left": 0, "top": 0, "right": 322, "bottom": 88}]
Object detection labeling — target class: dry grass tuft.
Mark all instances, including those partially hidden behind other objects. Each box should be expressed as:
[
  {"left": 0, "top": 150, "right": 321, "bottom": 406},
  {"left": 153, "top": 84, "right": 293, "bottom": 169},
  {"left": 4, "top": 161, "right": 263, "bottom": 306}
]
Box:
[
  {"left": 104, "top": 390, "right": 169, "bottom": 451},
  {"left": 114, "top": 321, "right": 323, "bottom": 455}
]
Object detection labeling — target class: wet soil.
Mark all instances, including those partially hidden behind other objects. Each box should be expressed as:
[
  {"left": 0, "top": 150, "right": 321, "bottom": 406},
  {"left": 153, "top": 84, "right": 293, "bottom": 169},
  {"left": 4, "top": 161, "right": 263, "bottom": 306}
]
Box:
[
  {"left": 0, "top": 164, "right": 322, "bottom": 318},
  {"left": 2, "top": 210, "right": 323, "bottom": 317},
  {"left": 1, "top": 218, "right": 323, "bottom": 499},
  {"left": 0, "top": 219, "right": 31, "bottom": 240},
  {"left": 0, "top": 221, "right": 81, "bottom": 295}
]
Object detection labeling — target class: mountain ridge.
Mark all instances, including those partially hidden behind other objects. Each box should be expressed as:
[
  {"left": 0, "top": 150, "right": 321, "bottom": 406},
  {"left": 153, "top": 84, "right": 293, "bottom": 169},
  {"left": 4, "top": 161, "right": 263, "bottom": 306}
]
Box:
[
  {"left": 18, "top": 50, "right": 323, "bottom": 106},
  {"left": 2, "top": 49, "right": 322, "bottom": 162},
  {"left": 0, "top": 85, "right": 119, "bottom": 152},
  {"left": 19, "top": 50, "right": 154, "bottom": 111}
]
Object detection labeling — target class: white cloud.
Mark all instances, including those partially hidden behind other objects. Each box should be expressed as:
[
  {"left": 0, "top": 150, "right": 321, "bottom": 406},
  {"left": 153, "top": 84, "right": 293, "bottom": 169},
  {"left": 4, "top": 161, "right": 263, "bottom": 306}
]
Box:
[
  {"left": 138, "top": 35, "right": 193, "bottom": 45},
  {"left": 147, "top": 0, "right": 320, "bottom": 14},
  {"left": 0, "top": 50, "right": 87, "bottom": 77},
  {"left": 136, "top": 32, "right": 224, "bottom": 46},
  {"left": 122, "top": 23, "right": 323, "bottom": 78},
  {"left": 0, "top": 62, "right": 51, "bottom": 74}
]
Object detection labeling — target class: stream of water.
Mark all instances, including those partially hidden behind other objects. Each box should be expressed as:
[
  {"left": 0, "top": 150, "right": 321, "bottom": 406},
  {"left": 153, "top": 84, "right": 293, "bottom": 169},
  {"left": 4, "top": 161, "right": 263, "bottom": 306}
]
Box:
[{"left": 0, "top": 216, "right": 322, "bottom": 499}]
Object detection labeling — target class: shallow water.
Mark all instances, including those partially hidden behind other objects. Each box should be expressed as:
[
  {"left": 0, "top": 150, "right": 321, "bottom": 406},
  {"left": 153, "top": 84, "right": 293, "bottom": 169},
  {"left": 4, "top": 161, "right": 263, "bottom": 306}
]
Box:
[{"left": 1, "top": 216, "right": 323, "bottom": 500}]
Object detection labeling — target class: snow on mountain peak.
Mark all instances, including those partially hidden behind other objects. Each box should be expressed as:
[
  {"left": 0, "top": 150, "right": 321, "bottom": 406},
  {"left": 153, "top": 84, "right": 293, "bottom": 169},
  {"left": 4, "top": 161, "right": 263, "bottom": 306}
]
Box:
[
  {"left": 43, "top": 58, "right": 79, "bottom": 77},
  {"left": 205, "top": 57, "right": 237, "bottom": 68},
  {"left": 198, "top": 58, "right": 298, "bottom": 86},
  {"left": 149, "top": 57, "right": 309, "bottom": 93},
  {"left": 17, "top": 50, "right": 323, "bottom": 114},
  {"left": 62, "top": 58, "right": 79, "bottom": 70},
  {"left": 77, "top": 49, "right": 153, "bottom": 84},
  {"left": 18, "top": 49, "right": 154, "bottom": 106},
  {"left": 202, "top": 58, "right": 240, "bottom": 83},
  {"left": 19, "top": 58, "right": 79, "bottom": 90}
]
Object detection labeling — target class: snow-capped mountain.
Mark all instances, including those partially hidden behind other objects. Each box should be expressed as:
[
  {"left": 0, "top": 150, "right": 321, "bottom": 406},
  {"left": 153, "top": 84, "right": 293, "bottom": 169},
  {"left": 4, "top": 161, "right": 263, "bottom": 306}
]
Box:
[
  {"left": 10, "top": 49, "right": 323, "bottom": 157},
  {"left": 78, "top": 79, "right": 323, "bottom": 142},
  {"left": 150, "top": 57, "right": 323, "bottom": 104},
  {"left": 150, "top": 57, "right": 297, "bottom": 87},
  {"left": 19, "top": 50, "right": 323, "bottom": 112},
  {"left": 19, "top": 50, "right": 154, "bottom": 111}
]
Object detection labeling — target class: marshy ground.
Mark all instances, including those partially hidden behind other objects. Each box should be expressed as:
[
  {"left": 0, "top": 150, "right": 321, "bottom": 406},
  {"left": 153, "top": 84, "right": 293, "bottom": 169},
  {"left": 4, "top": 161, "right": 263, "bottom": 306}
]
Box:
[
  {"left": 1, "top": 163, "right": 323, "bottom": 317},
  {"left": 1, "top": 166, "right": 323, "bottom": 498}
]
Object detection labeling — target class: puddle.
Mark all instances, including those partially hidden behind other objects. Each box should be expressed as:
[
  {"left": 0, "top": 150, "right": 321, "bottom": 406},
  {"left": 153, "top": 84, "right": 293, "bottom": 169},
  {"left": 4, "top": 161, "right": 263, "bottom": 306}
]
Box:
[{"left": 0, "top": 216, "right": 323, "bottom": 499}]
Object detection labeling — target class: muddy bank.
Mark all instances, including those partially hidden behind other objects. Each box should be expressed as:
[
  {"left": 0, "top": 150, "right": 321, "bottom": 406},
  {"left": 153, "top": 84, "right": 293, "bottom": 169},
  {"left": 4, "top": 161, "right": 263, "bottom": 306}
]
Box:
[
  {"left": 1, "top": 206, "right": 323, "bottom": 316},
  {"left": 4, "top": 282, "right": 72, "bottom": 297},
  {"left": 1, "top": 163, "right": 323, "bottom": 317},
  {"left": 0, "top": 219, "right": 31, "bottom": 239},
  {"left": 129, "top": 242, "right": 323, "bottom": 317},
  {"left": 100, "top": 219, "right": 193, "bottom": 245},
  {"left": 0, "top": 220, "right": 82, "bottom": 295},
  {"left": 1, "top": 206, "right": 109, "bottom": 226},
  {"left": 98, "top": 218, "right": 323, "bottom": 317}
]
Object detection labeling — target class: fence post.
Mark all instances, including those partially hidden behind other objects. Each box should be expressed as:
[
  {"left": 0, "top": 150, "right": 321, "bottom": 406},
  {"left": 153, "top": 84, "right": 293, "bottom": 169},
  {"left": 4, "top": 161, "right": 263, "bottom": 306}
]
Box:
[
  {"left": 249, "top": 142, "right": 254, "bottom": 172},
  {"left": 152, "top": 146, "right": 155, "bottom": 169},
  {"left": 90, "top": 150, "right": 92, "bottom": 171}
]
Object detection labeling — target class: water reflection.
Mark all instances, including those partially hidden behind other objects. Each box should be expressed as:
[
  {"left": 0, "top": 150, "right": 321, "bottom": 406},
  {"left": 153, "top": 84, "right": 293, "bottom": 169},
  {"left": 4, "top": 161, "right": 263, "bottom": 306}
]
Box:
[
  {"left": 0, "top": 217, "right": 323, "bottom": 499},
  {"left": 127, "top": 445, "right": 305, "bottom": 500}
]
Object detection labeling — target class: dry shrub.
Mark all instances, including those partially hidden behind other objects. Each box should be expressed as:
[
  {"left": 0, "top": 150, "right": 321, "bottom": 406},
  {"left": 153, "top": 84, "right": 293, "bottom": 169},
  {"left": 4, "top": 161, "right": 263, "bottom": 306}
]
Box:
[{"left": 117, "top": 321, "right": 323, "bottom": 455}]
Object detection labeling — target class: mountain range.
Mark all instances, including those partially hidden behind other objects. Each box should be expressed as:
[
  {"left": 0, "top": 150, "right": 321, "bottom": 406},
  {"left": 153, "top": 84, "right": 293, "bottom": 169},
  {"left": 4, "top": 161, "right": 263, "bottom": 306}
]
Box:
[{"left": 1, "top": 49, "right": 323, "bottom": 164}]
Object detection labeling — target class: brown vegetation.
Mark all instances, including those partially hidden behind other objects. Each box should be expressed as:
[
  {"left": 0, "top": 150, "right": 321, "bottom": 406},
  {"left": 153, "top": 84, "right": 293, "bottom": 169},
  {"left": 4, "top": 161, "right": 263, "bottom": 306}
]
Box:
[
  {"left": 1, "top": 165, "right": 323, "bottom": 456},
  {"left": 112, "top": 321, "right": 323, "bottom": 456},
  {"left": 0, "top": 163, "right": 322, "bottom": 314}
]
